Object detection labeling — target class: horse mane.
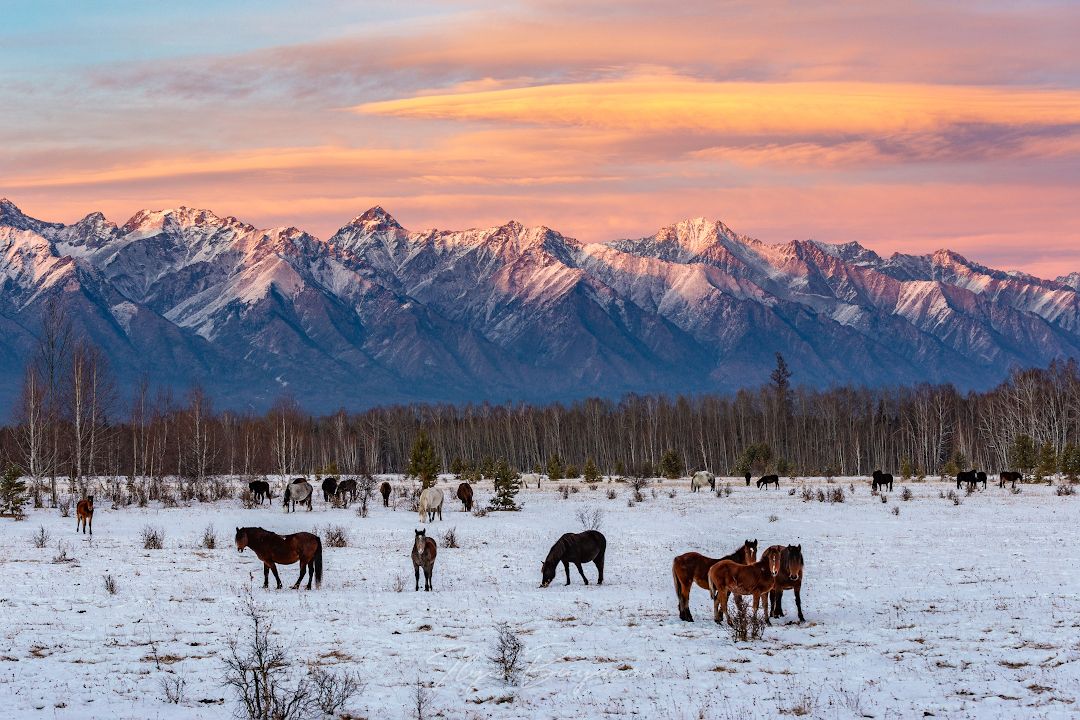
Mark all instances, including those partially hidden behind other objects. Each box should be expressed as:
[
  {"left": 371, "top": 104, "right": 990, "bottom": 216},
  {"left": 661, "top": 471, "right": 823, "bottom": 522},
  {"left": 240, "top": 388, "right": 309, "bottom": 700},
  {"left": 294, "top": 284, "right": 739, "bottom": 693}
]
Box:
[{"left": 544, "top": 535, "right": 572, "bottom": 565}]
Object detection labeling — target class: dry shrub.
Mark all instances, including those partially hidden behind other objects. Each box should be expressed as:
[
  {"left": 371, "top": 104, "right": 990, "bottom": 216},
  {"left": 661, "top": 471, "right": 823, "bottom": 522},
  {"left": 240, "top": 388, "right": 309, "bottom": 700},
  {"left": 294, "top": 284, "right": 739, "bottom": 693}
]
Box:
[
  {"left": 441, "top": 527, "right": 459, "bottom": 548},
  {"left": 103, "top": 573, "right": 117, "bottom": 594},
  {"left": 606, "top": 488, "right": 617, "bottom": 500},
  {"left": 900, "top": 486, "right": 913, "bottom": 501},
  {"left": 728, "top": 594, "right": 767, "bottom": 642},
  {"left": 32, "top": 525, "right": 50, "bottom": 548},
  {"left": 575, "top": 506, "right": 604, "bottom": 531},
  {"left": 322, "top": 525, "right": 348, "bottom": 548},
  {"left": 140, "top": 525, "right": 165, "bottom": 550},
  {"left": 201, "top": 524, "right": 218, "bottom": 549},
  {"left": 58, "top": 495, "right": 71, "bottom": 517},
  {"left": 490, "top": 622, "right": 525, "bottom": 685}
]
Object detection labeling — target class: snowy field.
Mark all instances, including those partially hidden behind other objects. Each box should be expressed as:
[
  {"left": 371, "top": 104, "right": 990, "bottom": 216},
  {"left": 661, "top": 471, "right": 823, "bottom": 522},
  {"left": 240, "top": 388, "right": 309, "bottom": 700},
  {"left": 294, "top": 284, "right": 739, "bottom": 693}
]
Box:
[{"left": 2, "top": 475, "right": 1079, "bottom": 719}]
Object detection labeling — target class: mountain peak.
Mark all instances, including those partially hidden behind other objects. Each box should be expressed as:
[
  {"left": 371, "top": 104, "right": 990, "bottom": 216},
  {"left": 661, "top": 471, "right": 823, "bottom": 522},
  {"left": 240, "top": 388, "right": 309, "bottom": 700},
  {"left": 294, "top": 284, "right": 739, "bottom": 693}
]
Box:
[{"left": 346, "top": 206, "right": 403, "bottom": 231}]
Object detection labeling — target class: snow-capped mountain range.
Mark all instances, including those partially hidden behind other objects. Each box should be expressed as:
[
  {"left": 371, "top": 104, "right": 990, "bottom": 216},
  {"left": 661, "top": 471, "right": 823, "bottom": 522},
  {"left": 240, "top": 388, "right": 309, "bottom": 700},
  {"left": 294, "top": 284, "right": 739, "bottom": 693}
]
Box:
[{"left": 3, "top": 198, "right": 1079, "bottom": 415}]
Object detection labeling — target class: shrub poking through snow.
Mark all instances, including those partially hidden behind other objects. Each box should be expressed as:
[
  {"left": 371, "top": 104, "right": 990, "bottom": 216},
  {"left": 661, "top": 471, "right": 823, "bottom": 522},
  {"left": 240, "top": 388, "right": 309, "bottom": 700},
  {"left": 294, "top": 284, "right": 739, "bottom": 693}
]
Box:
[
  {"left": 32, "top": 525, "right": 50, "bottom": 548},
  {"left": 575, "top": 506, "right": 604, "bottom": 531},
  {"left": 1056, "top": 483, "right": 1076, "bottom": 496},
  {"left": 201, "top": 524, "right": 217, "bottom": 549},
  {"left": 801, "top": 486, "right": 814, "bottom": 503},
  {"left": 728, "top": 594, "right": 767, "bottom": 642},
  {"left": 307, "top": 662, "right": 364, "bottom": 718},
  {"left": 900, "top": 486, "right": 913, "bottom": 501},
  {"left": 441, "top": 527, "right": 459, "bottom": 548},
  {"left": 103, "top": 574, "right": 117, "bottom": 594},
  {"left": 141, "top": 526, "right": 165, "bottom": 549},
  {"left": 490, "top": 622, "right": 525, "bottom": 685},
  {"left": 606, "top": 488, "right": 617, "bottom": 500},
  {"left": 322, "top": 525, "right": 348, "bottom": 548}
]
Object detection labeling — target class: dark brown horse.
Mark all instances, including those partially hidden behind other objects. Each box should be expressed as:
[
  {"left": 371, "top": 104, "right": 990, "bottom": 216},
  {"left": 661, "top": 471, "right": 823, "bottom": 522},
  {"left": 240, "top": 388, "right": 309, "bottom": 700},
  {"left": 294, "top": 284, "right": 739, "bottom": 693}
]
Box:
[
  {"left": 380, "top": 481, "right": 392, "bottom": 507},
  {"left": 764, "top": 544, "right": 805, "bottom": 622},
  {"left": 708, "top": 552, "right": 780, "bottom": 626},
  {"left": 456, "top": 482, "right": 473, "bottom": 512},
  {"left": 744, "top": 471, "right": 751, "bottom": 487},
  {"left": 957, "top": 470, "right": 985, "bottom": 490},
  {"left": 541, "top": 530, "right": 606, "bottom": 587},
  {"left": 235, "top": 527, "right": 323, "bottom": 590},
  {"left": 411, "top": 529, "right": 437, "bottom": 591},
  {"left": 76, "top": 496, "right": 94, "bottom": 535},
  {"left": 757, "top": 474, "right": 780, "bottom": 489},
  {"left": 248, "top": 480, "right": 272, "bottom": 504},
  {"left": 871, "top": 470, "right": 893, "bottom": 492},
  {"left": 1000, "top": 471, "right": 1022, "bottom": 489},
  {"left": 672, "top": 539, "right": 757, "bottom": 622},
  {"left": 321, "top": 477, "right": 338, "bottom": 503},
  {"left": 334, "top": 478, "right": 357, "bottom": 507}
]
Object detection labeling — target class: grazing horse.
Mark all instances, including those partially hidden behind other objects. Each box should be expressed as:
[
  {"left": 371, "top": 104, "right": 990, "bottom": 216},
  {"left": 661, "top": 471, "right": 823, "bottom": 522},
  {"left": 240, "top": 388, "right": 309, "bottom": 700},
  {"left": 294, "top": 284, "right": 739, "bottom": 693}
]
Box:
[
  {"left": 871, "top": 470, "right": 894, "bottom": 492},
  {"left": 411, "top": 529, "right": 438, "bottom": 591},
  {"left": 76, "top": 496, "right": 94, "bottom": 535},
  {"left": 283, "top": 479, "right": 314, "bottom": 512},
  {"left": 456, "top": 482, "right": 473, "bottom": 512},
  {"left": 744, "top": 471, "right": 751, "bottom": 487},
  {"left": 757, "top": 474, "right": 780, "bottom": 489},
  {"left": 672, "top": 539, "right": 758, "bottom": 622},
  {"left": 520, "top": 472, "right": 541, "bottom": 489},
  {"left": 379, "top": 481, "right": 392, "bottom": 507},
  {"left": 540, "top": 530, "right": 606, "bottom": 587},
  {"left": 708, "top": 552, "right": 781, "bottom": 626},
  {"left": 764, "top": 544, "right": 805, "bottom": 622},
  {"left": 334, "top": 478, "right": 357, "bottom": 507},
  {"left": 957, "top": 470, "right": 985, "bottom": 490},
  {"left": 235, "top": 526, "right": 322, "bottom": 590},
  {"left": 321, "top": 477, "right": 339, "bottom": 503},
  {"left": 248, "top": 480, "right": 272, "bottom": 505},
  {"left": 1000, "top": 471, "right": 1022, "bottom": 489},
  {"left": 418, "top": 487, "right": 444, "bottom": 523},
  {"left": 691, "top": 471, "right": 715, "bottom": 493}
]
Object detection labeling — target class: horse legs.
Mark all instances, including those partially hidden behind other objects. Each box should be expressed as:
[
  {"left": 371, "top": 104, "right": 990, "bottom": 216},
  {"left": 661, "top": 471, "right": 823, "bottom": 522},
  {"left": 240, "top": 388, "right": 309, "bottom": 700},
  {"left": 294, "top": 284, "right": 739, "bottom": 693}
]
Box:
[
  {"left": 292, "top": 561, "right": 308, "bottom": 590},
  {"left": 269, "top": 563, "right": 283, "bottom": 589},
  {"left": 88, "top": 515, "right": 92, "bottom": 535},
  {"left": 594, "top": 554, "right": 604, "bottom": 585},
  {"left": 438, "top": 506, "right": 442, "bottom": 521},
  {"left": 793, "top": 583, "right": 805, "bottom": 623},
  {"left": 304, "top": 560, "right": 315, "bottom": 590},
  {"left": 262, "top": 564, "right": 270, "bottom": 589},
  {"left": 674, "top": 570, "right": 693, "bottom": 622},
  {"left": 424, "top": 564, "right": 433, "bottom": 592},
  {"left": 712, "top": 587, "right": 723, "bottom": 625},
  {"left": 575, "top": 562, "right": 589, "bottom": 585},
  {"left": 755, "top": 592, "right": 771, "bottom": 626},
  {"left": 414, "top": 563, "right": 421, "bottom": 591},
  {"left": 771, "top": 588, "right": 785, "bottom": 618},
  {"left": 563, "top": 560, "right": 571, "bottom": 585}
]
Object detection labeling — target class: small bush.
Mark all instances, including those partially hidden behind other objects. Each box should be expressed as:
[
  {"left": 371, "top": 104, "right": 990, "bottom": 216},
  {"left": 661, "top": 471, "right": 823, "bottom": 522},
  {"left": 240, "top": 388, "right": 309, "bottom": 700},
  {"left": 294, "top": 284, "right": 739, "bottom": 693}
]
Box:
[
  {"left": 891, "top": 506, "right": 900, "bottom": 516},
  {"left": 768, "top": 514, "right": 779, "bottom": 523},
  {"left": 141, "top": 525, "right": 165, "bottom": 550},
  {"left": 728, "top": 594, "right": 767, "bottom": 642},
  {"left": 160, "top": 674, "right": 185, "bottom": 704},
  {"left": 103, "top": 573, "right": 117, "bottom": 594},
  {"left": 58, "top": 495, "right": 71, "bottom": 517},
  {"left": 391, "top": 575, "right": 406, "bottom": 593},
  {"left": 53, "top": 540, "right": 74, "bottom": 563},
  {"left": 490, "top": 622, "right": 525, "bottom": 685},
  {"left": 575, "top": 506, "right": 604, "bottom": 531},
  {"left": 829, "top": 487, "right": 845, "bottom": 503},
  {"left": 558, "top": 484, "right": 570, "bottom": 500},
  {"left": 441, "top": 527, "right": 459, "bottom": 548},
  {"left": 323, "top": 525, "right": 348, "bottom": 548},
  {"left": 880, "top": 494, "right": 888, "bottom": 504},
  {"left": 606, "top": 488, "right": 617, "bottom": 500},
  {"left": 308, "top": 662, "right": 364, "bottom": 717},
  {"left": 900, "top": 486, "right": 913, "bottom": 501},
  {"left": 815, "top": 488, "right": 826, "bottom": 503},
  {"left": 201, "top": 524, "right": 218, "bottom": 549},
  {"left": 32, "top": 525, "right": 50, "bottom": 549},
  {"left": 788, "top": 488, "right": 796, "bottom": 496},
  {"left": 668, "top": 488, "right": 677, "bottom": 498},
  {"left": 628, "top": 476, "right": 649, "bottom": 502},
  {"left": 240, "top": 488, "right": 257, "bottom": 509},
  {"left": 800, "top": 486, "right": 814, "bottom": 503},
  {"left": 1056, "top": 483, "right": 1076, "bottom": 496},
  {"left": 472, "top": 506, "right": 489, "bottom": 518}
]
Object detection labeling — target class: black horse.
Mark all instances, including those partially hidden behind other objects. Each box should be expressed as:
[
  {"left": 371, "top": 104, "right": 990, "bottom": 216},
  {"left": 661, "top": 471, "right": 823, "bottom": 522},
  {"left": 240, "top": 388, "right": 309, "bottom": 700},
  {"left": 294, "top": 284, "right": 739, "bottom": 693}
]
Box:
[
  {"left": 321, "top": 477, "right": 339, "bottom": 503},
  {"left": 744, "top": 471, "right": 752, "bottom": 487},
  {"left": 248, "top": 480, "right": 273, "bottom": 505},
  {"left": 756, "top": 474, "right": 780, "bottom": 489},
  {"left": 541, "top": 530, "right": 606, "bottom": 587},
  {"left": 957, "top": 470, "right": 986, "bottom": 490},
  {"left": 335, "top": 478, "right": 357, "bottom": 507},
  {"left": 1000, "top": 471, "right": 1022, "bottom": 489},
  {"left": 871, "top": 470, "right": 893, "bottom": 492}
]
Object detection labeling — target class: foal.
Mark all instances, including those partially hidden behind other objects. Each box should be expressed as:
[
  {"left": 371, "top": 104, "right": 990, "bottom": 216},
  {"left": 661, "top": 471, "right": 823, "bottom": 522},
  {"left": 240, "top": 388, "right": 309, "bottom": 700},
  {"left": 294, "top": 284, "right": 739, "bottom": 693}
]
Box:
[
  {"left": 764, "top": 544, "right": 805, "bottom": 623},
  {"left": 708, "top": 551, "right": 780, "bottom": 626},
  {"left": 411, "top": 529, "right": 437, "bottom": 591},
  {"left": 76, "top": 496, "right": 94, "bottom": 535},
  {"left": 672, "top": 539, "right": 757, "bottom": 622},
  {"left": 380, "top": 481, "right": 392, "bottom": 507}
]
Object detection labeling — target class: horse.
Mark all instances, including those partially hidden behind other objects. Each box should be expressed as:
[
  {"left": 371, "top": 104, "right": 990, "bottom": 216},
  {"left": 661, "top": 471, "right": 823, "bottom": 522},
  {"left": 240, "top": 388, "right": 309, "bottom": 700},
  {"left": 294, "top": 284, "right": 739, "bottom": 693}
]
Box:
[
  {"left": 707, "top": 551, "right": 781, "bottom": 626},
  {"left": 248, "top": 480, "right": 272, "bottom": 505},
  {"left": 1000, "top": 471, "right": 1022, "bottom": 489},
  {"left": 757, "top": 474, "right": 780, "bottom": 489},
  {"left": 672, "top": 539, "right": 758, "bottom": 622},
  {"left": 764, "top": 544, "right": 805, "bottom": 622},
  {"left": 957, "top": 470, "right": 984, "bottom": 490},
  {"left": 691, "top": 471, "right": 715, "bottom": 493},
  {"left": 321, "top": 477, "right": 339, "bottom": 503},
  {"left": 379, "top": 481, "right": 392, "bottom": 507},
  {"left": 76, "top": 496, "right": 94, "bottom": 535},
  {"left": 418, "top": 487, "right": 444, "bottom": 523},
  {"left": 456, "top": 482, "right": 473, "bottom": 512},
  {"left": 540, "top": 530, "right": 606, "bottom": 587},
  {"left": 283, "top": 479, "right": 313, "bottom": 512},
  {"left": 744, "top": 471, "right": 751, "bottom": 487},
  {"left": 234, "top": 526, "right": 322, "bottom": 590},
  {"left": 411, "top": 529, "right": 438, "bottom": 591},
  {"left": 520, "top": 472, "right": 541, "bottom": 489},
  {"left": 334, "top": 478, "right": 357, "bottom": 507},
  {"left": 871, "top": 470, "right": 894, "bottom": 492}
]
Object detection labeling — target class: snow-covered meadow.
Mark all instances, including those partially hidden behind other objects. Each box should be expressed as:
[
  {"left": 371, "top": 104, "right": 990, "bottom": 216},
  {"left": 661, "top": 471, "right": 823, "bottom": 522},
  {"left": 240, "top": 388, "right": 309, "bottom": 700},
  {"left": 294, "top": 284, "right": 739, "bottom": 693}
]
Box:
[{"left": 2, "top": 475, "right": 1078, "bottom": 719}]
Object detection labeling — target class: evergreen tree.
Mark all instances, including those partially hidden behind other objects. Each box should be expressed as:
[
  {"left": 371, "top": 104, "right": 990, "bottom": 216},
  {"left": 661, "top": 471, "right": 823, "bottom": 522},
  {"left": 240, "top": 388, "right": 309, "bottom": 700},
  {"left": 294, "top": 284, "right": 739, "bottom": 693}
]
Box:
[
  {"left": 546, "top": 454, "right": 564, "bottom": 481},
  {"left": 1060, "top": 443, "right": 1080, "bottom": 482},
  {"left": 770, "top": 352, "right": 793, "bottom": 413},
  {"left": 1011, "top": 434, "right": 1037, "bottom": 473},
  {"left": 582, "top": 457, "right": 601, "bottom": 483},
  {"left": 407, "top": 431, "right": 439, "bottom": 489},
  {"left": 565, "top": 464, "right": 579, "bottom": 479},
  {"left": 489, "top": 458, "right": 521, "bottom": 511},
  {"left": 900, "top": 458, "right": 913, "bottom": 480},
  {"left": 1, "top": 465, "right": 27, "bottom": 518},
  {"left": 659, "top": 448, "right": 684, "bottom": 479},
  {"left": 1035, "top": 442, "right": 1058, "bottom": 482}
]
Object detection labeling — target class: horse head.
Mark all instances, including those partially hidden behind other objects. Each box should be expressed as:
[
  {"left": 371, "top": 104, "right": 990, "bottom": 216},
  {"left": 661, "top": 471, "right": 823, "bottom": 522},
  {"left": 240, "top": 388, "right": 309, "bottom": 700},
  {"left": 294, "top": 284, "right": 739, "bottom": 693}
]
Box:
[
  {"left": 785, "top": 545, "right": 804, "bottom": 582},
  {"left": 414, "top": 528, "right": 427, "bottom": 553},
  {"left": 743, "top": 539, "right": 758, "bottom": 563},
  {"left": 766, "top": 549, "right": 781, "bottom": 577},
  {"left": 235, "top": 527, "right": 248, "bottom": 553},
  {"left": 540, "top": 559, "right": 557, "bottom": 588},
  {"left": 86, "top": 496, "right": 94, "bottom": 507}
]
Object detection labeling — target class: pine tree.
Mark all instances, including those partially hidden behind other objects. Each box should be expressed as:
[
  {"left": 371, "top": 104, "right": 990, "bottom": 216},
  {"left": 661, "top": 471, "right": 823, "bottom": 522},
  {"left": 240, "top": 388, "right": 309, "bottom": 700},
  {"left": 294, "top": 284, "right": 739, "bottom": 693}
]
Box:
[
  {"left": 900, "top": 458, "right": 913, "bottom": 480},
  {"left": 1, "top": 465, "right": 28, "bottom": 518},
  {"left": 565, "top": 464, "right": 579, "bottom": 479},
  {"left": 659, "top": 449, "right": 684, "bottom": 479},
  {"left": 489, "top": 459, "right": 521, "bottom": 511},
  {"left": 407, "top": 431, "right": 439, "bottom": 489},
  {"left": 1011, "top": 434, "right": 1037, "bottom": 474},
  {"left": 1035, "top": 442, "right": 1058, "bottom": 482},
  {"left": 546, "top": 454, "right": 564, "bottom": 481},
  {"left": 1060, "top": 443, "right": 1080, "bottom": 482},
  {"left": 582, "top": 458, "right": 601, "bottom": 483},
  {"left": 770, "top": 352, "right": 793, "bottom": 414}
]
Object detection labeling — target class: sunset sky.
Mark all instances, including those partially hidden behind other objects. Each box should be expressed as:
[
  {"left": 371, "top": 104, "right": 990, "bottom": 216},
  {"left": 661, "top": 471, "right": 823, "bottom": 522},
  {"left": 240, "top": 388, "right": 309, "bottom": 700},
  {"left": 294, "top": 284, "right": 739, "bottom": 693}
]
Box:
[{"left": 3, "top": 1, "right": 1079, "bottom": 277}]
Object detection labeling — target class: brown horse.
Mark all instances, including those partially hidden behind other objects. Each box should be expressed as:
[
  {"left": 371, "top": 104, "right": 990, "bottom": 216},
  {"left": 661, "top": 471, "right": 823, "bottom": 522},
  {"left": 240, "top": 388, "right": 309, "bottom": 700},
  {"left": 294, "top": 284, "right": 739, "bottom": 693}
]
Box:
[
  {"left": 76, "top": 496, "right": 94, "bottom": 535},
  {"left": 456, "top": 482, "right": 473, "bottom": 512},
  {"left": 1000, "top": 471, "right": 1022, "bottom": 489},
  {"left": 235, "top": 527, "right": 323, "bottom": 590},
  {"left": 672, "top": 539, "right": 757, "bottom": 622},
  {"left": 763, "top": 544, "right": 805, "bottom": 622},
  {"left": 380, "top": 481, "right": 392, "bottom": 507},
  {"left": 707, "top": 551, "right": 780, "bottom": 626},
  {"left": 411, "top": 529, "right": 437, "bottom": 591}
]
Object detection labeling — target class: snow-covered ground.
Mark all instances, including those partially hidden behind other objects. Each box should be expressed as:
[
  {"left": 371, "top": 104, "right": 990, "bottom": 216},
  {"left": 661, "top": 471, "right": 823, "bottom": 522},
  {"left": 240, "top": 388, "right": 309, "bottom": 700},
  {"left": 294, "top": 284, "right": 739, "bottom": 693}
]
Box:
[{"left": 2, "top": 476, "right": 1078, "bottom": 719}]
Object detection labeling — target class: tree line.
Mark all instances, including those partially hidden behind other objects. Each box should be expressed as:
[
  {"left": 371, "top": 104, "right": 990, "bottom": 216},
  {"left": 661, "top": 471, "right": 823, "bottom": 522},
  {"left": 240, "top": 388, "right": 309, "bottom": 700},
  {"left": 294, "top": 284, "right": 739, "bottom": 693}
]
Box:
[{"left": 3, "top": 304, "right": 1080, "bottom": 495}]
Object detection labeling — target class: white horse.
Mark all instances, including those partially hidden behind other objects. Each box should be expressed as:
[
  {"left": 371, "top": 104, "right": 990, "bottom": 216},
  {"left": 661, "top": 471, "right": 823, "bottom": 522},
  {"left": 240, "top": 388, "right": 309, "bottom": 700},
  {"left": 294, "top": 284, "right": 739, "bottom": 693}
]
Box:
[
  {"left": 418, "top": 487, "right": 444, "bottom": 523},
  {"left": 283, "top": 479, "right": 313, "bottom": 512},
  {"left": 690, "top": 471, "right": 715, "bottom": 493},
  {"left": 520, "top": 473, "right": 541, "bottom": 489}
]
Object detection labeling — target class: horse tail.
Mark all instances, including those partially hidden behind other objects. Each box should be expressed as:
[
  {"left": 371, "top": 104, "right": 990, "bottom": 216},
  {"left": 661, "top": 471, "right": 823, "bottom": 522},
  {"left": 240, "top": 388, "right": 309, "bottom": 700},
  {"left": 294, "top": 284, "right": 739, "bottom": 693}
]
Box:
[{"left": 314, "top": 537, "right": 323, "bottom": 588}]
